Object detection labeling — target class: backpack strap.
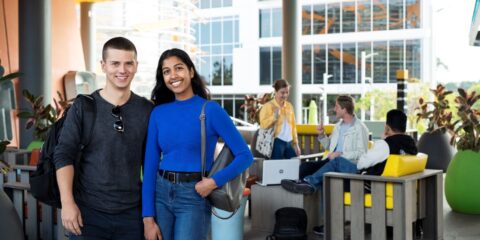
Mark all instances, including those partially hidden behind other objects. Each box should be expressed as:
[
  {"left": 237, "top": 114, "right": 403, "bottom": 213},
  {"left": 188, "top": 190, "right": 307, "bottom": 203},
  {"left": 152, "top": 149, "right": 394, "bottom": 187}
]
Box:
[{"left": 76, "top": 94, "right": 96, "bottom": 150}]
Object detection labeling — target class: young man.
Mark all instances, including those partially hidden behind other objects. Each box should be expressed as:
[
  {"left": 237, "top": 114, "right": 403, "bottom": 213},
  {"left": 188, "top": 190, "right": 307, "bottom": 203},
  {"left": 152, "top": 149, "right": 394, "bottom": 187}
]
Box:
[
  {"left": 53, "top": 37, "right": 153, "bottom": 239},
  {"left": 357, "top": 109, "right": 418, "bottom": 175},
  {"left": 282, "top": 95, "right": 369, "bottom": 194}
]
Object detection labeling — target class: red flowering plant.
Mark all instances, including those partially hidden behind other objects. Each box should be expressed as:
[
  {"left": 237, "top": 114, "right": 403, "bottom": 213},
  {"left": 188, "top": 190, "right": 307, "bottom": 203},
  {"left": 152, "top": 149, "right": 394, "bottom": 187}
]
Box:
[
  {"left": 450, "top": 88, "right": 480, "bottom": 151},
  {"left": 240, "top": 93, "right": 274, "bottom": 124},
  {"left": 416, "top": 84, "right": 455, "bottom": 134}
]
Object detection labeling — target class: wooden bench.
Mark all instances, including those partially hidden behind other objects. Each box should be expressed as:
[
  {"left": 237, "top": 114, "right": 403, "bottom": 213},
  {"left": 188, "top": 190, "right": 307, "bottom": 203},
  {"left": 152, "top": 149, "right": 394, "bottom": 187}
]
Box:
[{"left": 323, "top": 153, "right": 443, "bottom": 240}]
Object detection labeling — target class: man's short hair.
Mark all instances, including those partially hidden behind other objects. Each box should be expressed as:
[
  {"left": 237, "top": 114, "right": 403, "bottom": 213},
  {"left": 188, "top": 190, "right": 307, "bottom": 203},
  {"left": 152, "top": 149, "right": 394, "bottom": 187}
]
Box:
[
  {"left": 386, "top": 109, "right": 407, "bottom": 133},
  {"left": 336, "top": 95, "right": 354, "bottom": 115},
  {"left": 102, "top": 37, "right": 137, "bottom": 61}
]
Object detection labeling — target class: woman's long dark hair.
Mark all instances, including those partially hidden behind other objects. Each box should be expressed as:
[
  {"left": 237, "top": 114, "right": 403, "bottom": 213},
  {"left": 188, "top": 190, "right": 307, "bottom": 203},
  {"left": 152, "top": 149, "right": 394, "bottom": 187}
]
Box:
[{"left": 151, "top": 48, "right": 210, "bottom": 105}]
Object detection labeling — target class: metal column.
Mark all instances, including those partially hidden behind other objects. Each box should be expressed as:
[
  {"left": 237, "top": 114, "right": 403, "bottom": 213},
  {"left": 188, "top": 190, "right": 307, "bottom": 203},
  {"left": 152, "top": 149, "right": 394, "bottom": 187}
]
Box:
[
  {"left": 18, "top": 0, "right": 51, "bottom": 147},
  {"left": 282, "top": 0, "right": 302, "bottom": 123}
]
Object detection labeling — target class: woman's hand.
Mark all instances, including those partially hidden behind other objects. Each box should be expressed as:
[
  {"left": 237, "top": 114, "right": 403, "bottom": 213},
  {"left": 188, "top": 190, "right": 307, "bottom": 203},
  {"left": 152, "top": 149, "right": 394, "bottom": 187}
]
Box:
[
  {"left": 294, "top": 143, "right": 301, "bottom": 156},
  {"left": 144, "top": 217, "right": 162, "bottom": 240},
  {"left": 195, "top": 177, "right": 218, "bottom": 197}
]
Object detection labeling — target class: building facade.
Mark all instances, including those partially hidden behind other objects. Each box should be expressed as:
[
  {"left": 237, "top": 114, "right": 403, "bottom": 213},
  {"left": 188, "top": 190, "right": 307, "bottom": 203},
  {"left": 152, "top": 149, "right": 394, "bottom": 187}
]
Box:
[{"left": 193, "top": 0, "right": 431, "bottom": 123}]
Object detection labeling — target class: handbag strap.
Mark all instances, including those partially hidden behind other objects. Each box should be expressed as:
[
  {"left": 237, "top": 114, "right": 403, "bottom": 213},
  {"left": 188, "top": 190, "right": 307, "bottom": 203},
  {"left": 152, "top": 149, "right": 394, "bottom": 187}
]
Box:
[{"left": 200, "top": 101, "right": 208, "bottom": 177}]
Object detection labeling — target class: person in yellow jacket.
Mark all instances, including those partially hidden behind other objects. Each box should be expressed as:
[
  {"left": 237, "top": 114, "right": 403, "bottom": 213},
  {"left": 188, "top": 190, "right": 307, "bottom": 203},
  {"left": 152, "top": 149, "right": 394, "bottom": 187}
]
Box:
[{"left": 259, "top": 79, "right": 301, "bottom": 159}]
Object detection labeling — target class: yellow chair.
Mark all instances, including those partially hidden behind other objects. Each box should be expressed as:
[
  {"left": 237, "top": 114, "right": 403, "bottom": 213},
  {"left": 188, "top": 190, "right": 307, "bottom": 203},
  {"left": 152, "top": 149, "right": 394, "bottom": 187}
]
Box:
[{"left": 343, "top": 153, "right": 428, "bottom": 209}]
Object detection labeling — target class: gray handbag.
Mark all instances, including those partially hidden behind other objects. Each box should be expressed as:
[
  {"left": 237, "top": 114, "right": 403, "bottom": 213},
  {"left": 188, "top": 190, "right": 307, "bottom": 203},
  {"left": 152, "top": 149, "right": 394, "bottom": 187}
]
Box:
[{"left": 200, "top": 102, "right": 247, "bottom": 219}]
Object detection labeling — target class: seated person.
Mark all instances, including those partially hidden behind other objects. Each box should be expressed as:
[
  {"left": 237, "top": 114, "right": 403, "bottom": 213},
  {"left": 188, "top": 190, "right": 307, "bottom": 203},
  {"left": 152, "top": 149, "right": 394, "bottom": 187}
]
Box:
[
  {"left": 281, "top": 109, "right": 418, "bottom": 236},
  {"left": 284, "top": 95, "right": 369, "bottom": 192}
]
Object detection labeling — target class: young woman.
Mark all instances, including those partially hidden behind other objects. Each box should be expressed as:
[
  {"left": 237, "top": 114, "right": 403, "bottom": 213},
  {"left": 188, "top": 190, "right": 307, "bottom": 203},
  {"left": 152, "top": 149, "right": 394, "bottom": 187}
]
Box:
[
  {"left": 142, "top": 48, "right": 253, "bottom": 240},
  {"left": 259, "top": 79, "right": 301, "bottom": 159}
]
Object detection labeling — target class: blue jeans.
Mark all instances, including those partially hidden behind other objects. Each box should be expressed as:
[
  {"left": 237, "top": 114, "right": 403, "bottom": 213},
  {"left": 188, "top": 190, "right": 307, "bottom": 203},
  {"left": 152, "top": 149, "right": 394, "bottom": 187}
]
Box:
[
  {"left": 155, "top": 176, "right": 211, "bottom": 240},
  {"left": 304, "top": 156, "right": 357, "bottom": 189},
  {"left": 271, "top": 138, "right": 297, "bottom": 159},
  {"left": 68, "top": 204, "right": 143, "bottom": 240}
]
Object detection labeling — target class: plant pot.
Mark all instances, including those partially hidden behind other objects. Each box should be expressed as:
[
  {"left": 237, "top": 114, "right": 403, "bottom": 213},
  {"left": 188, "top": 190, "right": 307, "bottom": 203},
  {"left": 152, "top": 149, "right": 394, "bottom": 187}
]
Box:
[
  {"left": 26, "top": 140, "right": 44, "bottom": 151},
  {"left": 417, "top": 130, "right": 455, "bottom": 172},
  {"left": 0, "top": 189, "right": 24, "bottom": 239},
  {"left": 445, "top": 150, "right": 480, "bottom": 214}
]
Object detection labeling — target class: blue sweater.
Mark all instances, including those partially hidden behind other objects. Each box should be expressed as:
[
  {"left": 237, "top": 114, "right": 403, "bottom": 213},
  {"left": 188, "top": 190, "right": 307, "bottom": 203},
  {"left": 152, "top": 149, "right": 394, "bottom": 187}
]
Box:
[{"left": 142, "top": 95, "right": 253, "bottom": 217}]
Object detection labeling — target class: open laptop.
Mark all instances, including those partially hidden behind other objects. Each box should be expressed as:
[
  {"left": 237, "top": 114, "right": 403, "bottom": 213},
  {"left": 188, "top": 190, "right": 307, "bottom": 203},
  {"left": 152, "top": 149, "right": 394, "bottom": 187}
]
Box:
[{"left": 256, "top": 158, "right": 300, "bottom": 186}]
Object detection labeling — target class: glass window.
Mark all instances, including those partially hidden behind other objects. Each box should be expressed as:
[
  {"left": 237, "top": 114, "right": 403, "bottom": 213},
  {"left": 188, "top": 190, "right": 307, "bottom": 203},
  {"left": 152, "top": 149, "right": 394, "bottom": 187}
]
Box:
[
  {"left": 342, "top": 1, "right": 356, "bottom": 33},
  {"left": 313, "top": 4, "right": 326, "bottom": 34},
  {"left": 211, "top": 45, "right": 221, "bottom": 55},
  {"left": 357, "top": 0, "right": 371, "bottom": 32},
  {"left": 223, "top": 0, "right": 232, "bottom": 7},
  {"left": 302, "top": 45, "right": 312, "bottom": 84},
  {"left": 327, "top": 44, "right": 341, "bottom": 83},
  {"left": 327, "top": 3, "right": 341, "bottom": 34},
  {"left": 223, "top": 44, "right": 233, "bottom": 54},
  {"left": 212, "top": 56, "right": 222, "bottom": 85},
  {"left": 223, "top": 19, "right": 233, "bottom": 43},
  {"left": 200, "top": 56, "right": 211, "bottom": 85},
  {"left": 302, "top": 5, "right": 312, "bottom": 35},
  {"left": 373, "top": 41, "right": 387, "bottom": 83},
  {"left": 234, "top": 18, "right": 239, "bottom": 43},
  {"left": 357, "top": 42, "right": 372, "bottom": 84},
  {"left": 313, "top": 44, "right": 326, "bottom": 84},
  {"left": 200, "top": 0, "right": 210, "bottom": 9},
  {"left": 259, "top": 9, "right": 271, "bottom": 38},
  {"left": 235, "top": 97, "right": 244, "bottom": 120},
  {"left": 406, "top": 39, "right": 421, "bottom": 81},
  {"left": 223, "top": 55, "right": 233, "bottom": 85},
  {"left": 342, "top": 43, "right": 356, "bottom": 83},
  {"left": 372, "top": 0, "right": 387, "bottom": 31},
  {"left": 224, "top": 99, "right": 233, "bottom": 116},
  {"left": 272, "top": 8, "right": 282, "bottom": 37},
  {"left": 389, "top": 40, "right": 404, "bottom": 83},
  {"left": 406, "top": 0, "right": 421, "bottom": 29},
  {"left": 211, "top": 0, "right": 222, "bottom": 8},
  {"left": 260, "top": 47, "right": 271, "bottom": 85},
  {"left": 212, "top": 20, "right": 222, "bottom": 43},
  {"left": 272, "top": 47, "right": 282, "bottom": 82},
  {"left": 389, "top": 0, "right": 404, "bottom": 30},
  {"left": 200, "top": 22, "right": 210, "bottom": 44}
]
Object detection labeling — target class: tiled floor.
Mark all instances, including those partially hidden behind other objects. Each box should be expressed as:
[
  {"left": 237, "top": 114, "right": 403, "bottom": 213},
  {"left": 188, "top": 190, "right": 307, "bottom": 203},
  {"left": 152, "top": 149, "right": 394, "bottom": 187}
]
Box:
[{"left": 242, "top": 174, "right": 480, "bottom": 240}]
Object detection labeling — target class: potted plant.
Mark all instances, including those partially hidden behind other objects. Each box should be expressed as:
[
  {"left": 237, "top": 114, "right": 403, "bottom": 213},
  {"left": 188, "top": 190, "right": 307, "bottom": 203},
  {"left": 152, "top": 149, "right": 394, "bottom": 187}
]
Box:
[
  {"left": 415, "top": 84, "right": 456, "bottom": 171},
  {"left": 241, "top": 93, "right": 273, "bottom": 125},
  {"left": 445, "top": 88, "right": 480, "bottom": 214},
  {"left": 16, "top": 90, "right": 70, "bottom": 150},
  {"left": 0, "top": 139, "right": 24, "bottom": 239}
]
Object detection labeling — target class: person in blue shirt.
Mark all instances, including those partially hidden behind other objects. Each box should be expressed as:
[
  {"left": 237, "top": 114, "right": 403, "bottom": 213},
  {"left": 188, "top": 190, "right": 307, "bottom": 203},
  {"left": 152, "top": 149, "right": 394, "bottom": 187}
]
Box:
[{"left": 142, "top": 48, "right": 253, "bottom": 240}]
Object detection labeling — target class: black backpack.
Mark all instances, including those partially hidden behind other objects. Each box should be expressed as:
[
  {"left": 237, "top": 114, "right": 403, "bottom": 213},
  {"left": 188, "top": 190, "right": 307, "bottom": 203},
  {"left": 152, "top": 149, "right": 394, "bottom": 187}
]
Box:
[
  {"left": 29, "top": 95, "right": 96, "bottom": 208},
  {"left": 266, "top": 207, "right": 308, "bottom": 240}
]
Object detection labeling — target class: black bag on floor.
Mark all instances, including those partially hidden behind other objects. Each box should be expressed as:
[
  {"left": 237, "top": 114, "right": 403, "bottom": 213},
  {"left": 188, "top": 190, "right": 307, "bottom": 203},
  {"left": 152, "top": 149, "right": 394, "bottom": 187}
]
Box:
[{"left": 266, "top": 207, "right": 307, "bottom": 240}]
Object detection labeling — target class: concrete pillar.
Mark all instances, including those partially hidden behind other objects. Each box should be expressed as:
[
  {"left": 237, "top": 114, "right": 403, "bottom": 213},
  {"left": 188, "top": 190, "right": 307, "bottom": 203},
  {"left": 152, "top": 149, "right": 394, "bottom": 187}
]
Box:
[
  {"left": 396, "top": 70, "right": 409, "bottom": 112},
  {"left": 18, "top": 0, "right": 51, "bottom": 147},
  {"left": 282, "top": 0, "right": 302, "bottom": 123},
  {"left": 80, "top": 2, "right": 96, "bottom": 72}
]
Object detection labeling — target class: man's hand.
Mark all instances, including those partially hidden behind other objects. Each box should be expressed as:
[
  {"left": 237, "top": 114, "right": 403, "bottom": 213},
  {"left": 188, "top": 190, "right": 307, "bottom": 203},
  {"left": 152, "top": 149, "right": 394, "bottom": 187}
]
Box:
[
  {"left": 328, "top": 151, "right": 342, "bottom": 160},
  {"left": 144, "top": 217, "right": 162, "bottom": 240},
  {"left": 61, "top": 201, "right": 83, "bottom": 235},
  {"left": 316, "top": 124, "right": 325, "bottom": 135},
  {"left": 195, "top": 177, "right": 218, "bottom": 197}
]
